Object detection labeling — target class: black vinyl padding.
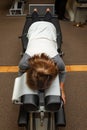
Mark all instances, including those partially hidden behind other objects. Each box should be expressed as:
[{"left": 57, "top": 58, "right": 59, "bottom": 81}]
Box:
[
  {"left": 18, "top": 105, "right": 29, "bottom": 127},
  {"left": 55, "top": 104, "right": 66, "bottom": 127},
  {"left": 45, "top": 95, "right": 61, "bottom": 111},
  {"left": 21, "top": 94, "right": 39, "bottom": 111}
]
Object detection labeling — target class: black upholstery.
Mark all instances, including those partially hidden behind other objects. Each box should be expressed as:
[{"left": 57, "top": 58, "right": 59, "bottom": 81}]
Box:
[
  {"left": 18, "top": 105, "right": 29, "bottom": 127},
  {"left": 45, "top": 95, "right": 61, "bottom": 111},
  {"left": 55, "top": 105, "right": 66, "bottom": 127},
  {"left": 21, "top": 94, "right": 39, "bottom": 111}
]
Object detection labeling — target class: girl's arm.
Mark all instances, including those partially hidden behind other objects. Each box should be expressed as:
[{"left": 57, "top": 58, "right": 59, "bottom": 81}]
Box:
[{"left": 18, "top": 53, "right": 30, "bottom": 76}]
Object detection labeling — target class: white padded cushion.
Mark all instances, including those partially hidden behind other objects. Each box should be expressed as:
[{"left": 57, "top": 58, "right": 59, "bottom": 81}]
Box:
[
  {"left": 45, "top": 75, "right": 60, "bottom": 96},
  {"left": 12, "top": 73, "right": 60, "bottom": 103},
  {"left": 12, "top": 73, "right": 38, "bottom": 103}
]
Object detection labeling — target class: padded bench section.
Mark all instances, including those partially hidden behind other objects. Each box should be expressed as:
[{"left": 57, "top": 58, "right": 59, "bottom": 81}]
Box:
[
  {"left": 45, "top": 75, "right": 61, "bottom": 111},
  {"left": 18, "top": 105, "right": 29, "bottom": 127},
  {"left": 45, "top": 95, "right": 61, "bottom": 111},
  {"left": 12, "top": 73, "right": 61, "bottom": 111},
  {"left": 12, "top": 73, "right": 39, "bottom": 104},
  {"left": 21, "top": 94, "right": 39, "bottom": 111},
  {"left": 29, "top": 4, "right": 55, "bottom": 15},
  {"left": 54, "top": 100, "right": 66, "bottom": 127}
]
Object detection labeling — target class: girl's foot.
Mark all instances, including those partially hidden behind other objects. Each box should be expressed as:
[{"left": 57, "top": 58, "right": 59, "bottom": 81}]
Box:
[
  {"left": 33, "top": 8, "right": 38, "bottom": 12},
  {"left": 46, "top": 8, "right": 51, "bottom": 12}
]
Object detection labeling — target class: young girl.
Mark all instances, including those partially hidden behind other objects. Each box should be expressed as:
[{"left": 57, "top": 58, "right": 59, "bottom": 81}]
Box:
[{"left": 19, "top": 8, "right": 66, "bottom": 104}]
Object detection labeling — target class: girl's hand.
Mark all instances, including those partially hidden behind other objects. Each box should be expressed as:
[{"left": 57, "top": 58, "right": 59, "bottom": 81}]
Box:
[
  {"left": 60, "top": 82, "right": 66, "bottom": 104},
  {"left": 61, "top": 90, "right": 66, "bottom": 104}
]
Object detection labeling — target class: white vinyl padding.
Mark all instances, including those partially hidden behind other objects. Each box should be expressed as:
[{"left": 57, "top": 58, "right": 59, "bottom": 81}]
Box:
[
  {"left": 12, "top": 73, "right": 60, "bottom": 104},
  {"left": 12, "top": 73, "right": 38, "bottom": 103}
]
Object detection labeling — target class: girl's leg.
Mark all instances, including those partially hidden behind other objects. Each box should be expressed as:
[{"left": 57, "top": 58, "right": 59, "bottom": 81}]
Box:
[
  {"left": 44, "top": 8, "right": 53, "bottom": 22},
  {"left": 44, "top": 8, "right": 63, "bottom": 55},
  {"left": 31, "top": 8, "right": 40, "bottom": 23}
]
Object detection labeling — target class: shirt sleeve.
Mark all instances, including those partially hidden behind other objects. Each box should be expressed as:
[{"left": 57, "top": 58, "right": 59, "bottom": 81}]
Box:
[
  {"left": 18, "top": 53, "right": 30, "bottom": 76},
  {"left": 52, "top": 54, "right": 66, "bottom": 83},
  {"left": 51, "top": 18, "right": 62, "bottom": 49}
]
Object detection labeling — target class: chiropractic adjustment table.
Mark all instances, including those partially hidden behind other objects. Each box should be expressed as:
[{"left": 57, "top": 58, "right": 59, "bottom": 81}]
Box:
[{"left": 12, "top": 14, "right": 66, "bottom": 130}]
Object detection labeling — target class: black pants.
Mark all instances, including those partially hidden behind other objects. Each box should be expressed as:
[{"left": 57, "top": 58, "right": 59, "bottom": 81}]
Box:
[
  {"left": 22, "top": 11, "right": 62, "bottom": 52},
  {"left": 32, "top": 11, "right": 53, "bottom": 22},
  {"left": 55, "top": 0, "right": 67, "bottom": 18}
]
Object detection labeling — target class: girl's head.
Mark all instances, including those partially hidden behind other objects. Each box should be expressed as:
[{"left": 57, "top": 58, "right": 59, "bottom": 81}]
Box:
[{"left": 27, "top": 53, "right": 58, "bottom": 90}]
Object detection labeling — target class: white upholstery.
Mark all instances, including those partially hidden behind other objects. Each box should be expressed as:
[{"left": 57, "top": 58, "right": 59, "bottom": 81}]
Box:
[
  {"left": 12, "top": 73, "right": 38, "bottom": 104},
  {"left": 45, "top": 75, "right": 60, "bottom": 97},
  {"left": 12, "top": 73, "right": 60, "bottom": 104}
]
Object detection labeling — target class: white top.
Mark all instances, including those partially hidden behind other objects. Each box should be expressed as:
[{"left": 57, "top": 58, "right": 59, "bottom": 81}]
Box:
[{"left": 25, "top": 21, "right": 58, "bottom": 57}]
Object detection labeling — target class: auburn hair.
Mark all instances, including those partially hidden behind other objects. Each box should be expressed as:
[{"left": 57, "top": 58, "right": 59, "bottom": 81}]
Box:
[{"left": 26, "top": 53, "right": 59, "bottom": 90}]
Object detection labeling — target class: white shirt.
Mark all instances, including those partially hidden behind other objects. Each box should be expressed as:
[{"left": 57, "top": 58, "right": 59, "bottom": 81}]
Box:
[{"left": 25, "top": 21, "right": 58, "bottom": 57}]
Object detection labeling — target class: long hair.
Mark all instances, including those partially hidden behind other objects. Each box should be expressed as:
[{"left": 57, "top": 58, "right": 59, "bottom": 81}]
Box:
[{"left": 27, "top": 53, "right": 59, "bottom": 90}]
